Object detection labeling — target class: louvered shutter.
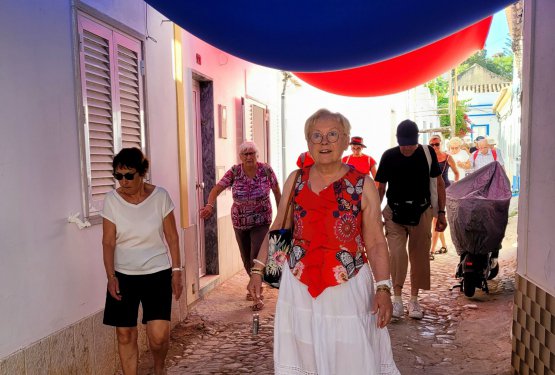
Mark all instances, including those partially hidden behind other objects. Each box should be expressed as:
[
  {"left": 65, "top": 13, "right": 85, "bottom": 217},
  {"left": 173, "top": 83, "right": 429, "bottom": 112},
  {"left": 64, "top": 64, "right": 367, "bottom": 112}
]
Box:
[
  {"left": 78, "top": 15, "right": 145, "bottom": 215},
  {"left": 242, "top": 98, "right": 254, "bottom": 142},
  {"left": 114, "top": 33, "right": 144, "bottom": 150},
  {"left": 79, "top": 17, "right": 116, "bottom": 213}
]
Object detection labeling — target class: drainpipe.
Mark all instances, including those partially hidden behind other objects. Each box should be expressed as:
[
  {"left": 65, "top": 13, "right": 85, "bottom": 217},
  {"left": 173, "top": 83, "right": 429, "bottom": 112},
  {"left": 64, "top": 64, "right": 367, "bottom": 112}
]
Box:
[{"left": 281, "top": 72, "right": 291, "bottom": 185}]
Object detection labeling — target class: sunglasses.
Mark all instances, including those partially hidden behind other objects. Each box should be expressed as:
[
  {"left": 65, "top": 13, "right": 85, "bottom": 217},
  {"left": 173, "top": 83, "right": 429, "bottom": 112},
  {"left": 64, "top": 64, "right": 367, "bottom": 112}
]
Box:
[
  {"left": 113, "top": 172, "right": 137, "bottom": 180},
  {"left": 430, "top": 142, "right": 441, "bottom": 147}
]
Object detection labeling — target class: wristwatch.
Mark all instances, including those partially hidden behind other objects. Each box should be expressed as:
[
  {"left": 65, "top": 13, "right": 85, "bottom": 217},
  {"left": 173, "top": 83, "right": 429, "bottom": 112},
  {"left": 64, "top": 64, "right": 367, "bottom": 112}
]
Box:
[{"left": 438, "top": 210, "right": 446, "bottom": 215}]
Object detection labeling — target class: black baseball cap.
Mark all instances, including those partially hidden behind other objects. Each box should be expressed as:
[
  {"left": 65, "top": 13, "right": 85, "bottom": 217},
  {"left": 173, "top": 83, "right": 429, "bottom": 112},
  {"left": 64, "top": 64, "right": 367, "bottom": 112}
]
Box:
[{"left": 396, "top": 120, "right": 419, "bottom": 146}]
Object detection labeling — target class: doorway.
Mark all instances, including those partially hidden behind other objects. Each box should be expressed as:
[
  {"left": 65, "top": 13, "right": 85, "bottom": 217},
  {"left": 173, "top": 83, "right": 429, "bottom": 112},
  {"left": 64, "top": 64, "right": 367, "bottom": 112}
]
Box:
[{"left": 192, "top": 76, "right": 218, "bottom": 277}]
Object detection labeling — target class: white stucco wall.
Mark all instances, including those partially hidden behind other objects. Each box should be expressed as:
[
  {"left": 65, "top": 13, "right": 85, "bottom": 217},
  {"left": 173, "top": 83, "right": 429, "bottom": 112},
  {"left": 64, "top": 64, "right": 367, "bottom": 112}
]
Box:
[
  {"left": 0, "top": 0, "right": 182, "bottom": 359},
  {"left": 0, "top": 1, "right": 104, "bottom": 358},
  {"left": 518, "top": 0, "right": 555, "bottom": 296}
]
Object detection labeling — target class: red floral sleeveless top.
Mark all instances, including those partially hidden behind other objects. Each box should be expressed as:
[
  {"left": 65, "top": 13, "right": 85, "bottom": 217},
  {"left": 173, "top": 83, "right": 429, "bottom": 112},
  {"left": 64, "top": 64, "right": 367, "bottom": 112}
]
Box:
[{"left": 288, "top": 165, "right": 368, "bottom": 298}]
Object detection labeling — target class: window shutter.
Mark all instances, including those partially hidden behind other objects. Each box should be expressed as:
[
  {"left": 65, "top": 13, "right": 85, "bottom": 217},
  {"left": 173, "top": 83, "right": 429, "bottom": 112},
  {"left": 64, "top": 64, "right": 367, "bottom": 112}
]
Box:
[
  {"left": 242, "top": 98, "right": 254, "bottom": 142},
  {"left": 114, "top": 33, "right": 144, "bottom": 150},
  {"left": 77, "top": 15, "right": 145, "bottom": 215},
  {"left": 79, "top": 19, "right": 116, "bottom": 213}
]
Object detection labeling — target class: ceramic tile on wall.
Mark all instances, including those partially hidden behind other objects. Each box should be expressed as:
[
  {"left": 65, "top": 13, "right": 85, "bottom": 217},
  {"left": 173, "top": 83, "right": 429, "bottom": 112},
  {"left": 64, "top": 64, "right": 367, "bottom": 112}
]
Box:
[
  {"left": 74, "top": 317, "right": 94, "bottom": 375},
  {"left": 0, "top": 350, "right": 24, "bottom": 375},
  {"left": 48, "top": 328, "right": 76, "bottom": 374},
  {"left": 92, "top": 311, "right": 116, "bottom": 375},
  {"left": 24, "top": 338, "right": 49, "bottom": 375}
]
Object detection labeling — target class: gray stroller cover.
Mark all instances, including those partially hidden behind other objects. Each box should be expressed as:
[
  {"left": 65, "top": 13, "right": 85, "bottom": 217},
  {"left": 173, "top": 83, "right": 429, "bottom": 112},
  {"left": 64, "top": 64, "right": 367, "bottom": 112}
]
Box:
[{"left": 446, "top": 161, "right": 512, "bottom": 255}]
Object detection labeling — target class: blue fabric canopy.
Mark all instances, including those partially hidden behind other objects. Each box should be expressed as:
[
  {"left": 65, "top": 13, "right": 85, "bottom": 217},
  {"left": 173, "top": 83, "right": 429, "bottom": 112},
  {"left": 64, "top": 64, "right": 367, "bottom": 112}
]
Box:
[{"left": 145, "top": 0, "right": 515, "bottom": 72}]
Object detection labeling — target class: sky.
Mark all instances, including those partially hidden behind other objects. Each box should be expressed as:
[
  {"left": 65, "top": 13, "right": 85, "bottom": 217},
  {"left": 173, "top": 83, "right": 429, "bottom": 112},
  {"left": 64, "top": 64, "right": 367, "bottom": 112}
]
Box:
[{"left": 484, "top": 10, "right": 511, "bottom": 56}]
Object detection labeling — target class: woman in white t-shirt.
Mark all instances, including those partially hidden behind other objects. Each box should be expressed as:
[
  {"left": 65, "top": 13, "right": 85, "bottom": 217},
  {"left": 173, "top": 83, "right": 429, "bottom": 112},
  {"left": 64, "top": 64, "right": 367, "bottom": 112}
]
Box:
[
  {"left": 101, "top": 147, "right": 182, "bottom": 375},
  {"left": 448, "top": 137, "right": 471, "bottom": 179}
]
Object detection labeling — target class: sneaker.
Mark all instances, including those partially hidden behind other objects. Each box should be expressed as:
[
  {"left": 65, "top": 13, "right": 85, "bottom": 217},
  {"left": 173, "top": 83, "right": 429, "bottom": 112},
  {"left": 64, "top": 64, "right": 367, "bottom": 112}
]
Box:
[
  {"left": 408, "top": 300, "right": 424, "bottom": 319},
  {"left": 392, "top": 301, "right": 404, "bottom": 318}
]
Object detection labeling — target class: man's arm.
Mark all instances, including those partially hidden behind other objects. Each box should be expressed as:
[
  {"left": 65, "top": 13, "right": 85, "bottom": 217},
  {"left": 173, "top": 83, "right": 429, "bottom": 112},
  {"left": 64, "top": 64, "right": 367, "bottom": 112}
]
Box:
[
  {"left": 435, "top": 177, "right": 447, "bottom": 232},
  {"left": 377, "top": 182, "right": 386, "bottom": 203}
]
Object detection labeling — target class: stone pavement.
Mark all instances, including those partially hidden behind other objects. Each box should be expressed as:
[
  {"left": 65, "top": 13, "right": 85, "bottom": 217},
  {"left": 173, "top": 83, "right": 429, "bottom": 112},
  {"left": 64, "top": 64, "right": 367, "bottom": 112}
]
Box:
[{"left": 137, "top": 207, "right": 518, "bottom": 375}]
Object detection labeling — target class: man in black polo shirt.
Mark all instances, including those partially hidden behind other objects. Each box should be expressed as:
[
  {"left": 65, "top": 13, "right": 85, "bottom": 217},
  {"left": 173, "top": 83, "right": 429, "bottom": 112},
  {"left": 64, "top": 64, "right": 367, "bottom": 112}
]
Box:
[{"left": 375, "top": 120, "right": 447, "bottom": 320}]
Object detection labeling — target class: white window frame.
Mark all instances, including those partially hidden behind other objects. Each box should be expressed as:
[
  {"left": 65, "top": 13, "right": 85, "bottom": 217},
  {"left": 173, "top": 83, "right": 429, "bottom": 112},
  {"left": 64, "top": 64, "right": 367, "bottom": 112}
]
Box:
[{"left": 76, "top": 13, "right": 145, "bottom": 220}]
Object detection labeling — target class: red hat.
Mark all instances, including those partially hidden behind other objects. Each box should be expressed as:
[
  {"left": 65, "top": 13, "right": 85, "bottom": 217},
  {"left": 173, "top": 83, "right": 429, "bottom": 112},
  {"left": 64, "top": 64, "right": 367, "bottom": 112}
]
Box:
[{"left": 349, "top": 136, "right": 366, "bottom": 148}]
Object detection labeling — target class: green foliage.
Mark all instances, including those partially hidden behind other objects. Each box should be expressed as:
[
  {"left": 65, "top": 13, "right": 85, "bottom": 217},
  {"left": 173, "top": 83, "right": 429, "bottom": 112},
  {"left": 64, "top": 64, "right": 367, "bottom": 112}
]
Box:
[
  {"left": 426, "top": 47, "right": 514, "bottom": 138},
  {"left": 457, "top": 49, "right": 513, "bottom": 80},
  {"left": 426, "top": 76, "right": 469, "bottom": 137}
]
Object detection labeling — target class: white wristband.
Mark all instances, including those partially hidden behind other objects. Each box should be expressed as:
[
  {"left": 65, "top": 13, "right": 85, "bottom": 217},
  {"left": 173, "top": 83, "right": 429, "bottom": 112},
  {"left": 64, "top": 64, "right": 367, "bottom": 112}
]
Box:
[
  {"left": 253, "top": 259, "right": 266, "bottom": 267},
  {"left": 375, "top": 279, "right": 392, "bottom": 289},
  {"left": 172, "top": 267, "right": 183, "bottom": 272}
]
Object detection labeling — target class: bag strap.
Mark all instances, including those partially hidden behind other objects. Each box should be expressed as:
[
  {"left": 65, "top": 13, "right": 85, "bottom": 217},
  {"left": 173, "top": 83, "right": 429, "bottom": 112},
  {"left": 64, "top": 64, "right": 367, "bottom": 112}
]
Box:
[
  {"left": 280, "top": 170, "right": 301, "bottom": 228},
  {"left": 422, "top": 144, "right": 432, "bottom": 173},
  {"left": 441, "top": 155, "right": 449, "bottom": 174}
]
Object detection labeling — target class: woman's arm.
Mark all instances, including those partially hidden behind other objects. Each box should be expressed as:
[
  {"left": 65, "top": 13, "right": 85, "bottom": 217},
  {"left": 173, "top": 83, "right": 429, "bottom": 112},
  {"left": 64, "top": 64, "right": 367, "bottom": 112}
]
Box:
[
  {"left": 163, "top": 211, "right": 183, "bottom": 300},
  {"left": 248, "top": 170, "right": 298, "bottom": 300},
  {"left": 361, "top": 177, "right": 393, "bottom": 328},
  {"left": 102, "top": 218, "right": 121, "bottom": 301},
  {"left": 370, "top": 164, "right": 377, "bottom": 179},
  {"left": 447, "top": 155, "right": 460, "bottom": 181},
  {"left": 199, "top": 184, "right": 225, "bottom": 219}
]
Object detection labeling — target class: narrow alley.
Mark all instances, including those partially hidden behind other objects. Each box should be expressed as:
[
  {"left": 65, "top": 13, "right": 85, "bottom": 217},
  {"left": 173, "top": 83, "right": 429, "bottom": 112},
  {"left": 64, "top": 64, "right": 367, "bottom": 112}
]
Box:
[{"left": 135, "top": 202, "right": 518, "bottom": 375}]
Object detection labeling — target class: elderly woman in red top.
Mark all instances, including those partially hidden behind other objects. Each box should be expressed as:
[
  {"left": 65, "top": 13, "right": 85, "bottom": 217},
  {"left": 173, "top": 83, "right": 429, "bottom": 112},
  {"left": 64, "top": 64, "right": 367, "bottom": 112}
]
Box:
[
  {"left": 200, "top": 141, "right": 281, "bottom": 298},
  {"left": 249, "top": 109, "right": 399, "bottom": 375}
]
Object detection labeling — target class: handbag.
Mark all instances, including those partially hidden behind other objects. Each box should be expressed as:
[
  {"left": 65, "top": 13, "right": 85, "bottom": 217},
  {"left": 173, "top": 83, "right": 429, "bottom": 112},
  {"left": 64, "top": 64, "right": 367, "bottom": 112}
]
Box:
[
  {"left": 390, "top": 199, "right": 429, "bottom": 226},
  {"left": 263, "top": 170, "right": 300, "bottom": 288}
]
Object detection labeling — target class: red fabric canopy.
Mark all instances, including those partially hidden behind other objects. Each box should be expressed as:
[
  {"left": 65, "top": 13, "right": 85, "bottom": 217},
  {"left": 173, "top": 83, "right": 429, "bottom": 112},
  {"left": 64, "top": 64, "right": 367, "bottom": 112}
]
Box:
[{"left": 294, "top": 17, "right": 492, "bottom": 97}]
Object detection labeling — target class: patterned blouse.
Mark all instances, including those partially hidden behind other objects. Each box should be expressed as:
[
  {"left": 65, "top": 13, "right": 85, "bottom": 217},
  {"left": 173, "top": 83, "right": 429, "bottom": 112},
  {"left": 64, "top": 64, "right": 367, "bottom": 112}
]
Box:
[
  {"left": 218, "top": 162, "right": 279, "bottom": 230},
  {"left": 289, "top": 165, "right": 368, "bottom": 298}
]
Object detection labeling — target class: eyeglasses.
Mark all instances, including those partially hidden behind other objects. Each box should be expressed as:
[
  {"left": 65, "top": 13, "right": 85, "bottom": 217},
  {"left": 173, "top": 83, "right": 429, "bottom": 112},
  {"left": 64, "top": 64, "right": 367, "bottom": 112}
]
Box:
[
  {"left": 430, "top": 142, "right": 441, "bottom": 147},
  {"left": 113, "top": 172, "right": 137, "bottom": 181},
  {"left": 310, "top": 130, "right": 340, "bottom": 144},
  {"left": 241, "top": 151, "right": 256, "bottom": 157}
]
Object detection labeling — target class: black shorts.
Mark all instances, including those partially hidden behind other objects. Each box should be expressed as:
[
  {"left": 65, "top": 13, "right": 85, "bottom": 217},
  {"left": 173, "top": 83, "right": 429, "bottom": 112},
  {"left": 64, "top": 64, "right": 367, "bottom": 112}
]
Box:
[{"left": 103, "top": 268, "right": 172, "bottom": 327}]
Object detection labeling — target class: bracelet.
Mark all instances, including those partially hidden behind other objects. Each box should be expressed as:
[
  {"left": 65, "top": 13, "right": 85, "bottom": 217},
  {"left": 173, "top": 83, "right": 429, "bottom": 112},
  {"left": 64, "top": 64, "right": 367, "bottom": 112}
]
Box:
[
  {"left": 253, "top": 259, "right": 266, "bottom": 267},
  {"left": 376, "top": 285, "right": 392, "bottom": 295},
  {"left": 206, "top": 203, "right": 214, "bottom": 209},
  {"left": 108, "top": 273, "right": 116, "bottom": 279},
  {"left": 375, "top": 279, "right": 393, "bottom": 289},
  {"left": 438, "top": 210, "right": 446, "bottom": 215},
  {"left": 172, "top": 267, "right": 183, "bottom": 272},
  {"left": 250, "top": 268, "right": 264, "bottom": 275}
]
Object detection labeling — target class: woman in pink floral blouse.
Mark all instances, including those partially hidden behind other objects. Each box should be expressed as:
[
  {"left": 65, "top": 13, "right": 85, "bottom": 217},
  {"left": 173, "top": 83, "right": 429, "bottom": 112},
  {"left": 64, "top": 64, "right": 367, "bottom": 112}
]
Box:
[{"left": 200, "top": 142, "right": 281, "bottom": 300}]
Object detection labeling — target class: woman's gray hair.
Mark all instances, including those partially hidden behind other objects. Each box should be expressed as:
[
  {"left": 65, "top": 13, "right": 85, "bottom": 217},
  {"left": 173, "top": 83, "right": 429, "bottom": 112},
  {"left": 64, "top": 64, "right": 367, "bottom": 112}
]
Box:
[
  {"left": 304, "top": 108, "right": 351, "bottom": 141},
  {"left": 448, "top": 136, "right": 463, "bottom": 148},
  {"left": 239, "top": 141, "right": 259, "bottom": 156}
]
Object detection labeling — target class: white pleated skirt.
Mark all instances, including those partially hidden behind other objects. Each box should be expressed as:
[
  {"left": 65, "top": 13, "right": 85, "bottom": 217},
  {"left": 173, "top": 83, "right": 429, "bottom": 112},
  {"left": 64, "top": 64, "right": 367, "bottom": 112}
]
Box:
[{"left": 274, "top": 264, "right": 400, "bottom": 375}]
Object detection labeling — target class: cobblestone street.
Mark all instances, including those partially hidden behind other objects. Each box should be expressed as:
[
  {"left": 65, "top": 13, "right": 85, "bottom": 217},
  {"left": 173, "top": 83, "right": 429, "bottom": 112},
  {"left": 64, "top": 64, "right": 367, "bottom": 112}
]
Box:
[{"left": 137, "top": 206, "right": 518, "bottom": 375}]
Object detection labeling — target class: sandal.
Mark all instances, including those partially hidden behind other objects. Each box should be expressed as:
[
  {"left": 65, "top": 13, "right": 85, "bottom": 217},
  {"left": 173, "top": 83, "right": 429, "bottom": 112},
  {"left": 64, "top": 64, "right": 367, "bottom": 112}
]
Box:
[
  {"left": 246, "top": 292, "right": 264, "bottom": 301},
  {"left": 430, "top": 253, "right": 435, "bottom": 260},
  {"left": 251, "top": 300, "right": 265, "bottom": 311},
  {"left": 438, "top": 246, "right": 447, "bottom": 254}
]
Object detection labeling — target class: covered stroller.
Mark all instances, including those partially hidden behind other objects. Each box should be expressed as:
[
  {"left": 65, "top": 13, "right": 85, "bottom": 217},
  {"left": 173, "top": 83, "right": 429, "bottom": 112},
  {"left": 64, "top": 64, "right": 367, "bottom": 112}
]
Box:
[{"left": 446, "top": 161, "right": 511, "bottom": 296}]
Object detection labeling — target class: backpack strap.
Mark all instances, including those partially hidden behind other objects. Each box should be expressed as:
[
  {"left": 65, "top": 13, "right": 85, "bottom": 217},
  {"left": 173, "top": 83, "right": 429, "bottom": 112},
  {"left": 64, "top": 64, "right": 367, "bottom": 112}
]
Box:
[
  {"left": 473, "top": 150, "right": 479, "bottom": 161},
  {"left": 492, "top": 149, "right": 497, "bottom": 161},
  {"left": 422, "top": 144, "right": 432, "bottom": 173}
]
